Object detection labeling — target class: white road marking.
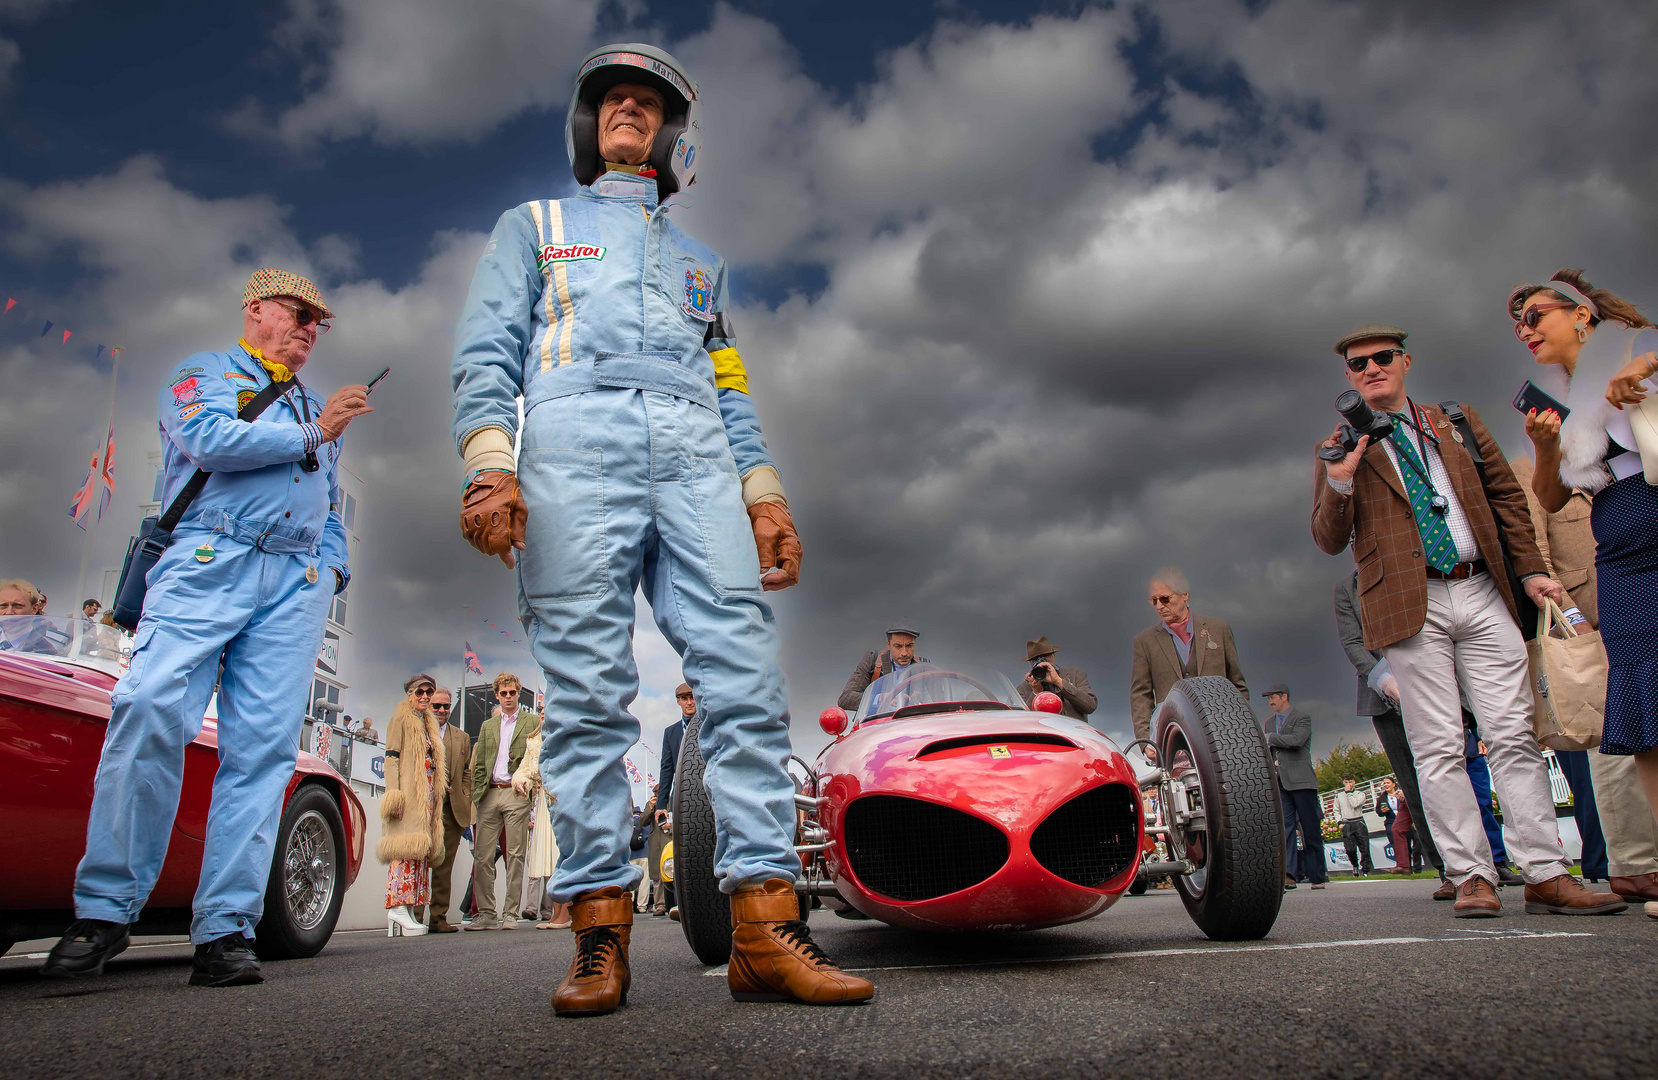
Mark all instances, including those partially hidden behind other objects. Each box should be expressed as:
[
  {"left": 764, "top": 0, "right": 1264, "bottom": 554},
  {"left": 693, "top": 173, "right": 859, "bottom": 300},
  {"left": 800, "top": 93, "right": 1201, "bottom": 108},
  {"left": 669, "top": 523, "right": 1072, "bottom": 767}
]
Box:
[{"left": 701, "top": 929, "right": 1593, "bottom": 976}]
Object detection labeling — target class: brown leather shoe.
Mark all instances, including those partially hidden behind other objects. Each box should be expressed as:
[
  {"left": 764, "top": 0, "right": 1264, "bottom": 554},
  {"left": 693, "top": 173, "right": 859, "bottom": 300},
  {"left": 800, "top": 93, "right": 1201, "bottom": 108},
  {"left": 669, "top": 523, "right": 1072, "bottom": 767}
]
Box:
[
  {"left": 429, "top": 917, "right": 460, "bottom": 933},
  {"left": 1453, "top": 876, "right": 1501, "bottom": 918},
  {"left": 1523, "top": 874, "right": 1628, "bottom": 916},
  {"left": 1610, "top": 872, "right": 1658, "bottom": 903},
  {"left": 1431, "top": 877, "right": 1455, "bottom": 902},
  {"left": 552, "top": 887, "right": 632, "bottom": 1017},
  {"left": 728, "top": 879, "right": 873, "bottom": 1005}
]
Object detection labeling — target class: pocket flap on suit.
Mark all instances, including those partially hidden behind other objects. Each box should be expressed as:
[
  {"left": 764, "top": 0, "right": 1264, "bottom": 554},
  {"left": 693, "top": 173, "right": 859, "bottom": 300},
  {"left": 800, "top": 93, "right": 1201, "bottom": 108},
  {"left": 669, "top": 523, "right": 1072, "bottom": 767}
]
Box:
[{"left": 1357, "top": 557, "right": 1384, "bottom": 594}]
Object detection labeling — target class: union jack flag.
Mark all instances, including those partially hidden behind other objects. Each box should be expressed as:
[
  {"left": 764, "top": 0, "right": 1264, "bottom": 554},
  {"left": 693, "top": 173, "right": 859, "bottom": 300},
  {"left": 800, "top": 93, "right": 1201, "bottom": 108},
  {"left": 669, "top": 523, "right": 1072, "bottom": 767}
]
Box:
[
  {"left": 464, "top": 641, "right": 483, "bottom": 675},
  {"left": 67, "top": 421, "right": 115, "bottom": 529},
  {"left": 625, "top": 757, "right": 643, "bottom": 785}
]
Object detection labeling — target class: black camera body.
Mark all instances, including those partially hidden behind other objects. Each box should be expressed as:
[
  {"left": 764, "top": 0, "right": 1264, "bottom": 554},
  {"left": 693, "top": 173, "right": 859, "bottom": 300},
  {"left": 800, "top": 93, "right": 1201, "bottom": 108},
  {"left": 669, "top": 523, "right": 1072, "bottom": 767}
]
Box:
[
  {"left": 1318, "top": 389, "right": 1396, "bottom": 462},
  {"left": 1029, "top": 660, "right": 1056, "bottom": 689}
]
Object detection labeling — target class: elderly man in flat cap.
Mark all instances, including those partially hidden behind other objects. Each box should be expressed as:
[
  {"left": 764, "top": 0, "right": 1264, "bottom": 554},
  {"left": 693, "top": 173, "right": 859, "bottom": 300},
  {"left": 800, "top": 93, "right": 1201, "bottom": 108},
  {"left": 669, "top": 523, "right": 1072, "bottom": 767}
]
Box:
[
  {"left": 45, "top": 270, "right": 373, "bottom": 987},
  {"left": 1312, "top": 322, "right": 1625, "bottom": 919},
  {"left": 1017, "top": 636, "right": 1097, "bottom": 721},
  {"left": 838, "top": 620, "right": 927, "bottom": 710}
]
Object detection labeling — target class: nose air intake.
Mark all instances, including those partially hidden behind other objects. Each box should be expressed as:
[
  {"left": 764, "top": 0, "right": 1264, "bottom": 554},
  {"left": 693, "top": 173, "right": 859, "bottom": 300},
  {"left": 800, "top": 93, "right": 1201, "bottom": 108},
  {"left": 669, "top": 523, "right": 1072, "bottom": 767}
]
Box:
[
  {"left": 843, "top": 795, "right": 1009, "bottom": 902},
  {"left": 1029, "top": 784, "right": 1141, "bottom": 888}
]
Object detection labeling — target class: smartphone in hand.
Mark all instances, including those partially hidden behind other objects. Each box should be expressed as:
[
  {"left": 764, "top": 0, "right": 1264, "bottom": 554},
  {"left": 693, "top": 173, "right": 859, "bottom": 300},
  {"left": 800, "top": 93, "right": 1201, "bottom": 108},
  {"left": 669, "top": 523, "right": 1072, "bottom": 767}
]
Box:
[
  {"left": 1513, "top": 379, "right": 1569, "bottom": 420},
  {"left": 365, "top": 366, "right": 391, "bottom": 394}
]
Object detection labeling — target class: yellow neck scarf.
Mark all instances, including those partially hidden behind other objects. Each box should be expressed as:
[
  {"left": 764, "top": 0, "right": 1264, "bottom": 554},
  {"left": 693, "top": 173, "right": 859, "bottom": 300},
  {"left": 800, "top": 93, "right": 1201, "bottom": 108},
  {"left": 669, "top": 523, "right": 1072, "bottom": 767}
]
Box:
[{"left": 239, "top": 337, "right": 293, "bottom": 382}]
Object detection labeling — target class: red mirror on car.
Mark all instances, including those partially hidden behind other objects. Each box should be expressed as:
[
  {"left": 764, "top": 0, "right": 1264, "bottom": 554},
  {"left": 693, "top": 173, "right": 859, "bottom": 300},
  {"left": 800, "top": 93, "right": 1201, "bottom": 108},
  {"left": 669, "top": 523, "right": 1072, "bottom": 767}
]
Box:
[
  {"left": 1032, "top": 691, "right": 1063, "bottom": 714},
  {"left": 819, "top": 706, "right": 849, "bottom": 737}
]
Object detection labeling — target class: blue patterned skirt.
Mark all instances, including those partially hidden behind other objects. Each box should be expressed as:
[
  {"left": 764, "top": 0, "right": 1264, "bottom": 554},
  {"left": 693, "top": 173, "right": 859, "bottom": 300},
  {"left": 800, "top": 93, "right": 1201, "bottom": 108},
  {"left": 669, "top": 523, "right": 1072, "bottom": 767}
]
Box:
[{"left": 1593, "top": 475, "right": 1658, "bottom": 755}]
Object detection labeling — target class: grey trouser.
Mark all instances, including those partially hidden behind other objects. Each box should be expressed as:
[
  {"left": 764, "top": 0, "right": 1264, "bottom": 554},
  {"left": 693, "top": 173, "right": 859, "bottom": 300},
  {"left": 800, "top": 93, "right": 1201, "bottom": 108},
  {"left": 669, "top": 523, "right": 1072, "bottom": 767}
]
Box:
[
  {"left": 1589, "top": 749, "right": 1658, "bottom": 877},
  {"left": 472, "top": 786, "right": 530, "bottom": 919},
  {"left": 1384, "top": 574, "right": 1570, "bottom": 888}
]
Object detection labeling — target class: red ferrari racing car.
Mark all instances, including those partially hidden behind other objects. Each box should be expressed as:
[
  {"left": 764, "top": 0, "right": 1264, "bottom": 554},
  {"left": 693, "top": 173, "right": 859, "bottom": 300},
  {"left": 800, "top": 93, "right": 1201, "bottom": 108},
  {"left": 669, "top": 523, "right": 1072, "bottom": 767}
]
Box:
[
  {"left": 0, "top": 615, "right": 365, "bottom": 959},
  {"left": 671, "top": 664, "right": 1282, "bottom": 963}
]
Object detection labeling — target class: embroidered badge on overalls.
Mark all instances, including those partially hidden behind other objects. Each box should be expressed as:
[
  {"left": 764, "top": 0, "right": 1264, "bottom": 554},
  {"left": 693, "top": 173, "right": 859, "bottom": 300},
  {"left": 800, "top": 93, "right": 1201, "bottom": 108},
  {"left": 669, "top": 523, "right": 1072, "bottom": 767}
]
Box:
[
  {"left": 682, "top": 267, "right": 716, "bottom": 322},
  {"left": 172, "top": 378, "right": 203, "bottom": 407},
  {"left": 237, "top": 389, "right": 258, "bottom": 411},
  {"left": 194, "top": 542, "right": 215, "bottom": 563}
]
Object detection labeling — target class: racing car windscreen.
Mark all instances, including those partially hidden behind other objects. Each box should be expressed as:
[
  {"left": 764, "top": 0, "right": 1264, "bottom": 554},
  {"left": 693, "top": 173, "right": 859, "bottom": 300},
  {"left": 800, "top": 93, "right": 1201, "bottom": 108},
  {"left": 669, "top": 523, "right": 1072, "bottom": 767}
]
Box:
[{"left": 856, "top": 663, "right": 1021, "bottom": 720}]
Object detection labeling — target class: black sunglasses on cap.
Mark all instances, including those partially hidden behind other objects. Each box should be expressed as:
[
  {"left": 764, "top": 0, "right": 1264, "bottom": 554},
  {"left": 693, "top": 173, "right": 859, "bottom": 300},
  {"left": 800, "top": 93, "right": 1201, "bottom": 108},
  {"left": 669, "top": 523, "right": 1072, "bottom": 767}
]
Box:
[{"left": 1344, "top": 348, "right": 1403, "bottom": 373}]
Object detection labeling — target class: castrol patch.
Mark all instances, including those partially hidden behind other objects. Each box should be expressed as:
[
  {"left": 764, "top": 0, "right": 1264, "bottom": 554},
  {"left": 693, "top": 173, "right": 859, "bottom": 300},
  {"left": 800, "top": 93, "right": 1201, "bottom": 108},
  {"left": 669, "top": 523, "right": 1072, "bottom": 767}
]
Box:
[{"left": 537, "top": 243, "right": 606, "bottom": 271}]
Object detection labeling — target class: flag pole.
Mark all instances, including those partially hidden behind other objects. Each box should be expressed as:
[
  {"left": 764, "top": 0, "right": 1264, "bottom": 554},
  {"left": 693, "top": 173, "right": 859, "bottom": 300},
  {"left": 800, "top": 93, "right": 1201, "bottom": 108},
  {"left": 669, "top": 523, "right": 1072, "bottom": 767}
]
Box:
[{"left": 75, "top": 347, "right": 122, "bottom": 611}]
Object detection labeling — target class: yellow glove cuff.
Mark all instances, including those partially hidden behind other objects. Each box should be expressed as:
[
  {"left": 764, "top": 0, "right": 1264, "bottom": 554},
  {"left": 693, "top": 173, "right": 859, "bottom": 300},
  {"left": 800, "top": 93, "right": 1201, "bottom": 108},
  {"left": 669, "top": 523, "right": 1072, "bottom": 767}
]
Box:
[
  {"left": 741, "top": 465, "right": 787, "bottom": 508},
  {"left": 462, "top": 426, "right": 516, "bottom": 476}
]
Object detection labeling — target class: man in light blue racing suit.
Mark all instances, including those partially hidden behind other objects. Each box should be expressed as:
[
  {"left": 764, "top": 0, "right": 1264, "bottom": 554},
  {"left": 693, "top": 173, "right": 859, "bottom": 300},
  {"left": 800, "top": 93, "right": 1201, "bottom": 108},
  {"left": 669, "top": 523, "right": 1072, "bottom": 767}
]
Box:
[
  {"left": 45, "top": 270, "right": 373, "bottom": 988},
  {"left": 451, "top": 44, "right": 872, "bottom": 1015}
]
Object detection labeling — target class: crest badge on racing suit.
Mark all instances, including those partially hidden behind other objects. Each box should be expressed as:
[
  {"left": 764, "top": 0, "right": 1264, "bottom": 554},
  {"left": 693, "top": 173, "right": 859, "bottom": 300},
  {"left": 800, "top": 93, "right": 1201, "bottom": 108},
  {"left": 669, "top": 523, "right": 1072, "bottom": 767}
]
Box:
[
  {"left": 172, "top": 378, "right": 203, "bottom": 406},
  {"left": 682, "top": 267, "right": 715, "bottom": 322}
]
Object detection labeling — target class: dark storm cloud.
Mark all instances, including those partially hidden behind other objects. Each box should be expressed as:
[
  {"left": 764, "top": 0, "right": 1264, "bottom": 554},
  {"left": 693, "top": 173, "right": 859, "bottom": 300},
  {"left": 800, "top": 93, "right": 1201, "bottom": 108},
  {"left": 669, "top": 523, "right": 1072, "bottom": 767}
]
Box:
[{"left": 4, "top": 0, "right": 1656, "bottom": 765}]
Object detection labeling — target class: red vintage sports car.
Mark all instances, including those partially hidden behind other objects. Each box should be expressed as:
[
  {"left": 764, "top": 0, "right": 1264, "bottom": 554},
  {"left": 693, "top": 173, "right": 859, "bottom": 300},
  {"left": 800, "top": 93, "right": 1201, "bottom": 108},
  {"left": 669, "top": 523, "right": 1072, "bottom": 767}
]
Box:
[
  {"left": 0, "top": 615, "right": 365, "bottom": 960},
  {"left": 671, "top": 665, "right": 1282, "bottom": 963}
]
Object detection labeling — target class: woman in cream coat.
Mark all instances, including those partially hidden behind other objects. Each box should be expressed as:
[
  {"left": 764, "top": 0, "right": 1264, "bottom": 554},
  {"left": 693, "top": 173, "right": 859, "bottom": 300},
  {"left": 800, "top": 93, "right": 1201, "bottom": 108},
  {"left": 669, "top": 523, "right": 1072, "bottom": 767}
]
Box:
[
  {"left": 378, "top": 673, "right": 447, "bottom": 936},
  {"left": 512, "top": 727, "right": 570, "bottom": 928}
]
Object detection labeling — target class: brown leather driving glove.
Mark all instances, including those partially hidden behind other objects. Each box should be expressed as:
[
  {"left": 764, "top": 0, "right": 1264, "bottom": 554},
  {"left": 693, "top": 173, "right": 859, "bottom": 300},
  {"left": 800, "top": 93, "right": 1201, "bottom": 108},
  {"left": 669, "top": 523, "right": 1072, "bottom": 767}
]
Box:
[
  {"left": 747, "top": 501, "right": 802, "bottom": 591},
  {"left": 460, "top": 471, "right": 527, "bottom": 568}
]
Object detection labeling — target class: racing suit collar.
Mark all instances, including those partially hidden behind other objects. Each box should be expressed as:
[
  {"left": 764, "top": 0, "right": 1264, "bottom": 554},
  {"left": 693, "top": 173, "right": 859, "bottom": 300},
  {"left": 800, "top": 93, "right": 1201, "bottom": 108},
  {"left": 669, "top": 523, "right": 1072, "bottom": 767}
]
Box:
[{"left": 589, "top": 169, "right": 659, "bottom": 207}]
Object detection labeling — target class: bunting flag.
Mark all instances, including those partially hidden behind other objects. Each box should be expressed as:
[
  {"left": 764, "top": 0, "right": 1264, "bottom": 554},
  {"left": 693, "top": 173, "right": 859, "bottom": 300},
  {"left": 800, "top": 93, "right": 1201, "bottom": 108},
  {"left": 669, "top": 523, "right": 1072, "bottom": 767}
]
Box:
[
  {"left": 464, "top": 641, "right": 483, "bottom": 676},
  {"left": 0, "top": 292, "right": 122, "bottom": 361}
]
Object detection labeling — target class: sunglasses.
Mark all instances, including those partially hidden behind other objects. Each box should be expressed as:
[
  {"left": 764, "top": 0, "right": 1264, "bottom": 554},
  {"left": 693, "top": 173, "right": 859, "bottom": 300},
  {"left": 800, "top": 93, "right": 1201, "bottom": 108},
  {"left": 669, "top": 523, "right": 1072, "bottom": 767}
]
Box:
[
  {"left": 1148, "top": 594, "right": 1181, "bottom": 607},
  {"left": 1512, "top": 301, "right": 1576, "bottom": 339},
  {"left": 411, "top": 686, "right": 434, "bottom": 696},
  {"left": 267, "top": 299, "right": 332, "bottom": 334},
  {"left": 1344, "top": 348, "right": 1403, "bottom": 373}
]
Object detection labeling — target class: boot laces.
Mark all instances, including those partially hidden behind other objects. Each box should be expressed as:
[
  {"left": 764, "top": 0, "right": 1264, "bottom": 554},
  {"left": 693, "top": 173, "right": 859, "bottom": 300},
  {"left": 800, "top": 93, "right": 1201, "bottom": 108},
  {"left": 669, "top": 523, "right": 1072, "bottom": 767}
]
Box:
[
  {"left": 773, "top": 920, "right": 834, "bottom": 967},
  {"left": 572, "top": 926, "right": 622, "bottom": 978}
]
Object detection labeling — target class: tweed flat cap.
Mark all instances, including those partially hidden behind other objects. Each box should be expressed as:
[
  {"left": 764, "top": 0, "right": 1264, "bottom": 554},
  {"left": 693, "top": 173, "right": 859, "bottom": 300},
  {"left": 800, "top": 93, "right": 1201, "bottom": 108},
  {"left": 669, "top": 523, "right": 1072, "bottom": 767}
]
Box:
[
  {"left": 1333, "top": 323, "right": 1406, "bottom": 356},
  {"left": 242, "top": 268, "right": 334, "bottom": 320},
  {"left": 1260, "top": 682, "right": 1290, "bottom": 697},
  {"left": 886, "top": 620, "right": 920, "bottom": 638}
]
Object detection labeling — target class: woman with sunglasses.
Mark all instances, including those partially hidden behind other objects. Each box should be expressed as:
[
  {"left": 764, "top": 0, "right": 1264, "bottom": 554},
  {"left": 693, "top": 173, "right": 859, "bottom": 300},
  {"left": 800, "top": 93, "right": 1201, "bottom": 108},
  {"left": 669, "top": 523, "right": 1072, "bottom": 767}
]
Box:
[
  {"left": 1514, "top": 270, "right": 1658, "bottom": 901},
  {"left": 378, "top": 673, "right": 449, "bottom": 936}
]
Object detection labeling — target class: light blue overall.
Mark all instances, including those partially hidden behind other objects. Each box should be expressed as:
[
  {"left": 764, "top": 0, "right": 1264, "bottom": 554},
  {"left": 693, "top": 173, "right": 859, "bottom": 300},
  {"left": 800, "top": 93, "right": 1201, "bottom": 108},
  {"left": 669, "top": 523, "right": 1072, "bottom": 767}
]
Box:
[
  {"left": 73, "top": 344, "right": 348, "bottom": 944},
  {"left": 452, "top": 171, "right": 798, "bottom": 900}
]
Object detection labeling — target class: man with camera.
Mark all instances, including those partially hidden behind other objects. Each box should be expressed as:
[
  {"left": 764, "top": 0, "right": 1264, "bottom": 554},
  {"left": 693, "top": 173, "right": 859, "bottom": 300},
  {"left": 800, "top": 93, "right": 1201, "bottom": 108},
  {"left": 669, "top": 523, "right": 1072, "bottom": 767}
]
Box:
[
  {"left": 1312, "top": 322, "right": 1621, "bottom": 918},
  {"left": 1016, "top": 637, "right": 1096, "bottom": 721}
]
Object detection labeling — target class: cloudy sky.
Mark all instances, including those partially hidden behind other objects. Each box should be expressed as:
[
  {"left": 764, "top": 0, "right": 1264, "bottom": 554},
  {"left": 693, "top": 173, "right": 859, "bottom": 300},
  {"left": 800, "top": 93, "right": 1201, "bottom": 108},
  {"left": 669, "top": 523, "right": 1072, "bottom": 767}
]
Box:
[{"left": 4, "top": 0, "right": 1656, "bottom": 769}]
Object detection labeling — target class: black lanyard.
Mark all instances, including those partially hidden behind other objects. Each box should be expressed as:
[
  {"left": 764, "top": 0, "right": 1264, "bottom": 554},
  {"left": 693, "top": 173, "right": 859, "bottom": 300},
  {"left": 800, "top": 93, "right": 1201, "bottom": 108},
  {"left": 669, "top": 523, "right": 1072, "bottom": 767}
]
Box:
[{"left": 1392, "top": 402, "right": 1450, "bottom": 513}]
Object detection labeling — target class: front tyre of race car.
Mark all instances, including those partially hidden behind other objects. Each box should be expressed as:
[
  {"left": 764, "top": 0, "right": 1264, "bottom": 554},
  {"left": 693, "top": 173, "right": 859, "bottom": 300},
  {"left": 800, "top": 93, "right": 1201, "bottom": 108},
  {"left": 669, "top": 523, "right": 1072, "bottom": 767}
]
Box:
[
  {"left": 1155, "top": 676, "right": 1284, "bottom": 941},
  {"left": 671, "top": 711, "right": 735, "bottom": 965}
]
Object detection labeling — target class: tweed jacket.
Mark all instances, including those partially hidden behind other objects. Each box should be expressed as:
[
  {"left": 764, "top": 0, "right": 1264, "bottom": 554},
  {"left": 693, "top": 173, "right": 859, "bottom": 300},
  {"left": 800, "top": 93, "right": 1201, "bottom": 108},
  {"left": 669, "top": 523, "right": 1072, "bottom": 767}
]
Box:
[
  {"left": 838, "top": 650, "right": 929, "bottom": 711},
  {"left": 1333, "top": 572, "right": 1390, "bottom": 717},
  {"left": 1016, "top": 666, "right": 1098, "bottom": 721},
  {"left": 438, "top": 721, "right": 475, "bottom": 828},
  {"left": 1311, "top": 401, "right": 1547, "bottom": 651},
  {"left": 468, "top": 709, "right": 533, "bottom": 806},
  {"left": 1128, "top": 615, "right": 1249, "bottom": 742},
  {"left": 377, "top": 701, "right": 447, "bottom": 864},
  {"left": 1265, "top": 707, "right": 1317, "bottom": 791},
  {"left": 1509, "top": 455, "right": 1598, "bottom": 628}
]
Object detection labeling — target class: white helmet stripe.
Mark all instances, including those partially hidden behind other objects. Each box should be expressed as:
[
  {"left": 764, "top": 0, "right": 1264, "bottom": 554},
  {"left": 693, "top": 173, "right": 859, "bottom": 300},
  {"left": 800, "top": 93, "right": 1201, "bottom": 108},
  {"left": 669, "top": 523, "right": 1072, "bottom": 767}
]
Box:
[{"left": 577, "top": 50, "right": 696, "bottom": 102}]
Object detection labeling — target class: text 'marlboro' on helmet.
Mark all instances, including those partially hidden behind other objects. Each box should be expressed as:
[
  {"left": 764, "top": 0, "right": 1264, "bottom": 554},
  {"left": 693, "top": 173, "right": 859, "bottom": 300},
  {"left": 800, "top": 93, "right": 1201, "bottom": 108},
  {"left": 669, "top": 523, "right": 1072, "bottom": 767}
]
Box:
[{"left": 565, "top": 43, "right": 700, "bottom": 201}]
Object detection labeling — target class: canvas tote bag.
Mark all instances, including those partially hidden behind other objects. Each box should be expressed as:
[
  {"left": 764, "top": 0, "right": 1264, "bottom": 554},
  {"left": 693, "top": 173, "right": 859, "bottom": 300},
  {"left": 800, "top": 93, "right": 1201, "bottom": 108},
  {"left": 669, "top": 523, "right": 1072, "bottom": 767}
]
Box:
[{"left": 1526, "top": 598, "right": 1607, "bottom": 751}]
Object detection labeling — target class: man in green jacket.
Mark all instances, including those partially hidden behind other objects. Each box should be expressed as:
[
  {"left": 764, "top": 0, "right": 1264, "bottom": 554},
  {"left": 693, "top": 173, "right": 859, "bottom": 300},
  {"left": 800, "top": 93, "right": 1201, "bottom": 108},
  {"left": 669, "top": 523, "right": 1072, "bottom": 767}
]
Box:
[{"left": 467, "top": 672, "right": 533, "bottom": 929}]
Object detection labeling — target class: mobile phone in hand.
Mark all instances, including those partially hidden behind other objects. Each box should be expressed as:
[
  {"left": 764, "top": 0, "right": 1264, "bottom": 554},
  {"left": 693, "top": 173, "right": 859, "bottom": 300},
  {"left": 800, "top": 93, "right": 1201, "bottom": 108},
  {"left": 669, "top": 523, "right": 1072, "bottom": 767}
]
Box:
[
  {"left": 1513, "top": 379, "right": 1569, "bottom": 420},
  {"left": 366, "top": 366, "right": 391, "bottom": 394}
]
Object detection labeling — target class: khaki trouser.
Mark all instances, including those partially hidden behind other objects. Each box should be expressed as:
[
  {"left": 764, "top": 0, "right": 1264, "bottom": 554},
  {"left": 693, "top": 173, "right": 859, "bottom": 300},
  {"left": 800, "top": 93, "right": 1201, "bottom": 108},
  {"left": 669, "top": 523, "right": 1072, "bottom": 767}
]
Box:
[
  {"left": 1589, "top": 749, "right": 1658, "bottom": 877},
  {"left": 1384, "top": 574, "right": 1571, "bottom": 888},
  {"left": 428, "top": 801, "right": 466, "bottom": 924},
  {"left": 472, "top": 786, "right": 531, "bottom": 919}
]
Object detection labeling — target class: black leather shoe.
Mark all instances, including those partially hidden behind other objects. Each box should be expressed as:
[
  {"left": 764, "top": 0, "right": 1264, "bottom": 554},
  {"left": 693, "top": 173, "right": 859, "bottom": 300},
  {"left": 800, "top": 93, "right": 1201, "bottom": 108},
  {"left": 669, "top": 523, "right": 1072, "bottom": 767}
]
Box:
[
  {"left": 189, "top": 932, "right": 263, "bottom": 987},
  {"left": 1496, "top": 865, "right": 1525, "bottom": 888},
  {"left": 42, "top": 919, "right": 130, "bottom": 978}
]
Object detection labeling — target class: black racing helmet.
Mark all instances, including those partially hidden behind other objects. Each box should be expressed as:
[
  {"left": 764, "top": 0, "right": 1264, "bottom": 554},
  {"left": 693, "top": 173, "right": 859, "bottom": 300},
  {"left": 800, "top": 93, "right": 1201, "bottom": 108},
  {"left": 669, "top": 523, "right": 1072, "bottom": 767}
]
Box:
[{"left": 565, "top": 43, "right": 701, "bottom": 200}]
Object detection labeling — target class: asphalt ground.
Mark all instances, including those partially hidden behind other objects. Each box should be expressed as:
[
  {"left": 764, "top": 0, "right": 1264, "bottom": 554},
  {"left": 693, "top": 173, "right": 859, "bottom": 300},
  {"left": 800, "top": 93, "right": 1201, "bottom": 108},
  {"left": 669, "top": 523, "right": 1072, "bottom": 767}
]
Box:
[{"left": 3, "top": 879, "right": 1655, "bottom": 1079}]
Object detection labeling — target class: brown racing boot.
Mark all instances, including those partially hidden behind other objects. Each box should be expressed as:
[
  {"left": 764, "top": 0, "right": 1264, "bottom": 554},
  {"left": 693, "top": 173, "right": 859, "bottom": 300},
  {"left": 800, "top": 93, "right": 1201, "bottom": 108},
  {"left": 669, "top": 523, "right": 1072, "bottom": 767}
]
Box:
[
  {"left": 552, "top": 887, "right": 632, "bottom": 1017},
  {"left": 728, "top": 879, "right": 873, "bottom": 1005},
  {"left": 1452, "top": 876, "right": 1501, "bottom": 918},
  {"left": 1522, "top": 874, "right": 1628, "bottom": 916}
]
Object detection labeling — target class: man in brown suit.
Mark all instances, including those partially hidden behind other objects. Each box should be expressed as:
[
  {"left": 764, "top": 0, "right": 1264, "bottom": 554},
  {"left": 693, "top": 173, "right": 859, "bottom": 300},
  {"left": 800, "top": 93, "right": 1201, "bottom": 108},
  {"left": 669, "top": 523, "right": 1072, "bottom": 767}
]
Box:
[
  {"left": 426, "top": 687, "right": 474, "bottom": 932},
  {"left": 1312, "top": 322, "right": 1618, "bottom": 918},
  {"left": 1128, "top": 567, "right": 1248, "bottom": 744},
  {"left": 1016, "top": 636, "right": 1097, "bottom": 721}
]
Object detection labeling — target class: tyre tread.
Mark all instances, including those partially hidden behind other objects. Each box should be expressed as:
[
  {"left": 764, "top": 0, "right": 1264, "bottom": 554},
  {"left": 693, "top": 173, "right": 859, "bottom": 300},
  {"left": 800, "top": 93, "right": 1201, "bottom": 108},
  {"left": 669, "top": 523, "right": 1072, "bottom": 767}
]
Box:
[{"left": 671, "top": 712, "right": 733, "bottom": 964}]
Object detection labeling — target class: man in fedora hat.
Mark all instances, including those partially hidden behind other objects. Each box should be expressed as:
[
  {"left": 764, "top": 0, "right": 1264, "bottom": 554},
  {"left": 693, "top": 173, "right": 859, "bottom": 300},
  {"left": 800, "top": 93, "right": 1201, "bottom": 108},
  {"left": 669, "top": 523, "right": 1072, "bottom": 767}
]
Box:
[
  {"left": 1017, "top": 636, "right": 1097, "bottom": 722},
  {"left": 838, "top": 620, "right": 927, "bottom": 710}
]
